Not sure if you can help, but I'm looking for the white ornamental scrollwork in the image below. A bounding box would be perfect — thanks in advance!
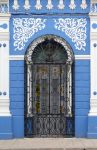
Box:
[54,18,87,51]
[13,18,46,50]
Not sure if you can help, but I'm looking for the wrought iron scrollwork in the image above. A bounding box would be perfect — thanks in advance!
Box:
[25,35,74,64]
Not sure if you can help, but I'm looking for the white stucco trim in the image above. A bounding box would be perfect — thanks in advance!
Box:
[91,0,97,3]
[89,12,97,116]
[9,55,24,60]
[0,12,11,116]
[75,55,90,60]
[9,55,91,60]
[0,98,11,116]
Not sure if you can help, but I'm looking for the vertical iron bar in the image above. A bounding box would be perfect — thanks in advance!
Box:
[32,65,33,115]
[60,65,61,134]
[66,63,68,135]
[49,64,50,135]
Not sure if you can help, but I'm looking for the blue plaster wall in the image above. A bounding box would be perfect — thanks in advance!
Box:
[10,60,90,138]
[10,61,24,138]
[74,60,90,137]
[88,117,97,138]
[0,117,13,139]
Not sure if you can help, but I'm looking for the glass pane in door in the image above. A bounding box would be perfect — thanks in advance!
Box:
[50,65,60,114]
[33,65,49,114]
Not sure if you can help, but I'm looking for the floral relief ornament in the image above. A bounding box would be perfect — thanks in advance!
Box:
[13,18,46,50]
[54,18,87,51]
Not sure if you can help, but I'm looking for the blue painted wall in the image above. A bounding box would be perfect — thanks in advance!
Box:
[10,61,24,138]
[74,60,90,137]
[0,117,13,139]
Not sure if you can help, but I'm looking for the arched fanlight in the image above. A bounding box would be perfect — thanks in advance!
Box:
[25,35,74,64]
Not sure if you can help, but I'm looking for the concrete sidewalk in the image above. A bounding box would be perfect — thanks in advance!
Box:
[0,138,97,150]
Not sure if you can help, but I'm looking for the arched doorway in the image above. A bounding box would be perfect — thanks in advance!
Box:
[24,35,74,137]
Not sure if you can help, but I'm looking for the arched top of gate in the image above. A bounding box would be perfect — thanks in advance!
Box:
[25,35,74,64]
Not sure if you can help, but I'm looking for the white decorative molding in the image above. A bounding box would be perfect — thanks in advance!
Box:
[9,55,91,60]
[54,18,87,51]
[0,15,9,33]
[12,0,19,10]
[69,0,76,10]
[91,0,97,13]
[0,14,11,116]
[91,0,97,4]
[9,55,24,60]
[91,3,97,13]
[58,0,65,10]
[46,0,53,10]
[13,18,46,50]
[0,0,9,13]
[35,0,42,10]
[75,55,90,60]
[89,13,97,116]
[89,41,97,116]
[24,0,31,10]
[80,0,87,9]
[0,0,8,3]
[0,98,11,116]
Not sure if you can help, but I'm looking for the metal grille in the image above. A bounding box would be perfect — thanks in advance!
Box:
[26,115,73,137]
[25,37,74,137]
[25,64,74,137]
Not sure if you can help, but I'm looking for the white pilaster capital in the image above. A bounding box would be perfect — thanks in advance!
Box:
[89,13,97,18]
[0,13,11,17]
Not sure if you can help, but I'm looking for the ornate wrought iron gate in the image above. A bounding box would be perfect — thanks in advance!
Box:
[24,35,74,137]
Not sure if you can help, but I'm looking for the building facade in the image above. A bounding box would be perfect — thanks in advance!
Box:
[0,0,97,139]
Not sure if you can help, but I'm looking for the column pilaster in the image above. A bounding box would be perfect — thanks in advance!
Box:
[0,14,11,116]
[89,13,97,116]
[88,9,97,138]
